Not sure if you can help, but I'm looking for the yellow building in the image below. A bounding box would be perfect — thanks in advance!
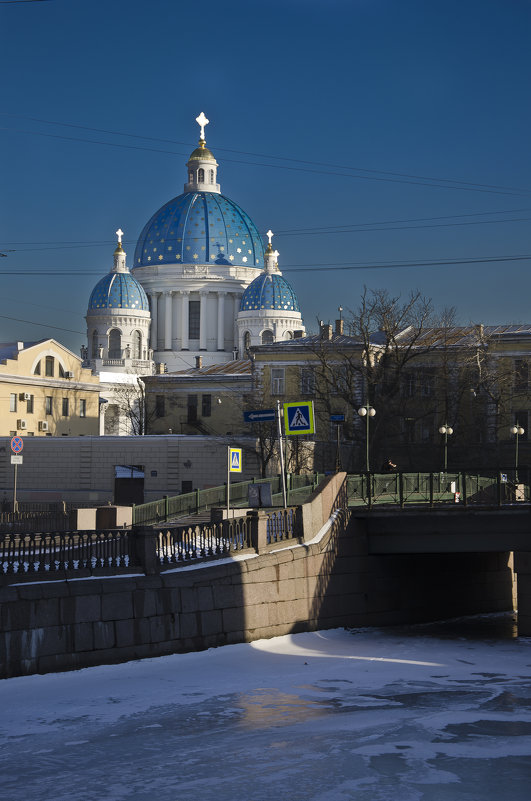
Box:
[0,340,100,437]
[142,359,252,436]
[250,322,531,472]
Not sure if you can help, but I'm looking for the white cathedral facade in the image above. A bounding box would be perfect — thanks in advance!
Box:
[83,113,305,433]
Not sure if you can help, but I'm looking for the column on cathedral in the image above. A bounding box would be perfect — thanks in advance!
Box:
[199,292,208,351]
[150,292,159,351]
[181,291,189,350]
[217,292,225,351]
[164,291,173,350]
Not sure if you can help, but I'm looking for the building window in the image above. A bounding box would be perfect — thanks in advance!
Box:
[45,356,54,377]
[243,331,251,351]
[209,169,214,184]
[202,394,212,417]
[187,394,198,423]
[301,368,315,395]
[515,361,529,392]
[79,399,86,418]
[33,360,41,375]
[9,393,17,412]
[261,330,274,344]
[92,330,99,358]
[271,368,285,395]
[27,395,34,414]
[198,168,205,183]
[108,329,122,359]
[189,301,200,339]
[133,330,142,359]
[155,395,165,418]
[62,398,69,417]
[45,396,53,415]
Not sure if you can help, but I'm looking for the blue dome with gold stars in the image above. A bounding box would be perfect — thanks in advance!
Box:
[239,272,300,312]
[88,271,149,311]
[133,192,265,269]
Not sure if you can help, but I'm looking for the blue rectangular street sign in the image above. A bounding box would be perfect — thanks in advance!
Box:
[330,414,345,422]
[243,409,276,423]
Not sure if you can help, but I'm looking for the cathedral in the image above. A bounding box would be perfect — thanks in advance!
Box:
[83,113,305,433]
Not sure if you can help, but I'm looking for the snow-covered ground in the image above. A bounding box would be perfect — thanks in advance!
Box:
[1,614,530,800]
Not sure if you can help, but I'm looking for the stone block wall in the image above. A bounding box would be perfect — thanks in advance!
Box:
[0,507,514,679]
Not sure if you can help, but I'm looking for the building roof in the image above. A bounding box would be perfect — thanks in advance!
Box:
[170,359,252,376]
[88,271,149,311]
[239,271,301,313]
[133,191,265,269]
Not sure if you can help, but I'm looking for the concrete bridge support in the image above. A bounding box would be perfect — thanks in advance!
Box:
[514,552,531,635]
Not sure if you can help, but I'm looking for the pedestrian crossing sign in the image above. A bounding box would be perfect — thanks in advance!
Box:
[228,447,242,473]
[283,401,315,436]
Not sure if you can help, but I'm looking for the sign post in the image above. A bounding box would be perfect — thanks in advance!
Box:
[227,447,242,515]
[10,436,24,513]
[276,401,287,508]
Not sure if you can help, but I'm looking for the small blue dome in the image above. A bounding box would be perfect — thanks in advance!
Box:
[88,272,149,311]
[133,192,264,269]
[240,272,300,312]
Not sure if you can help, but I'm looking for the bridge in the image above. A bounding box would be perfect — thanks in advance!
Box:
[1,471,531,679]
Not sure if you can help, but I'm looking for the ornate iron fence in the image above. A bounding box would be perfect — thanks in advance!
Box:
[157,517,252,566]
[0,530,134,577]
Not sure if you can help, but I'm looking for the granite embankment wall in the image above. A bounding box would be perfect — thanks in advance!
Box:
[0,475,514,679]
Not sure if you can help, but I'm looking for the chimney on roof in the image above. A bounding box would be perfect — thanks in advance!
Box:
[293,330,304,339]
[195,356,203,369]
[320,323,333,341]
[17,342,24,351]
[335,319,344,335]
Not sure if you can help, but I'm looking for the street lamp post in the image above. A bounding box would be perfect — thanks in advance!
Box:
[438,423,453,472]
[357,403,376,472]
[510,422,525,482]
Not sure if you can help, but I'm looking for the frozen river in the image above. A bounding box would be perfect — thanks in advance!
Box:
[1,613,530,800]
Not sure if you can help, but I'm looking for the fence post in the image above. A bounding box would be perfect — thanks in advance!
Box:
[399,472,404,508]
[196,488,200,514]
[497,472,502,507]
[163,495,169,521]
[247,510,269,554]
[429,472,434,507]
[133,526,160,575]
[461,473,467,507]
[367,472,372,509]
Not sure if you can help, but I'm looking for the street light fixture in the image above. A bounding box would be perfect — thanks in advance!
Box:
[510,422,525,482]
[358,403,376,472]
[438,423,453,472]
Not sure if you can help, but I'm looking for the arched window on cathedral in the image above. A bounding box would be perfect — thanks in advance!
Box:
[209,169,214,184]
[92,330,99,358]
[243,331,251,351]
[108,329,122,359]
[261,330,274,345]
[133,330,142,359]
[198,168,205,183]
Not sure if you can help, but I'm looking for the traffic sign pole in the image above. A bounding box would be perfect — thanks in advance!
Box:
[227,446,230,516]
[277,401,287,509]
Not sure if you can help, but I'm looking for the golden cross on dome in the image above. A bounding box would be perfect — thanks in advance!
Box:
[196,112,209,141]
[266,229,274,246]
[116,228,124,244]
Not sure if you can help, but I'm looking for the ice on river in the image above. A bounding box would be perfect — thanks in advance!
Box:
[1,613,531,801]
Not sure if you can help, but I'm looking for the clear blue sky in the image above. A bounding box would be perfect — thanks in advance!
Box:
[1,0,530,353]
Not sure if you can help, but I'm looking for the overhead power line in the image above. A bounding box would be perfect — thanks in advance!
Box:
[0,253,530,276]
[1,116,529,197]
[1,209,529,254]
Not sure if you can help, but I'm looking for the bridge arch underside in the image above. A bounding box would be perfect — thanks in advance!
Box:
[353,510,531,634]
